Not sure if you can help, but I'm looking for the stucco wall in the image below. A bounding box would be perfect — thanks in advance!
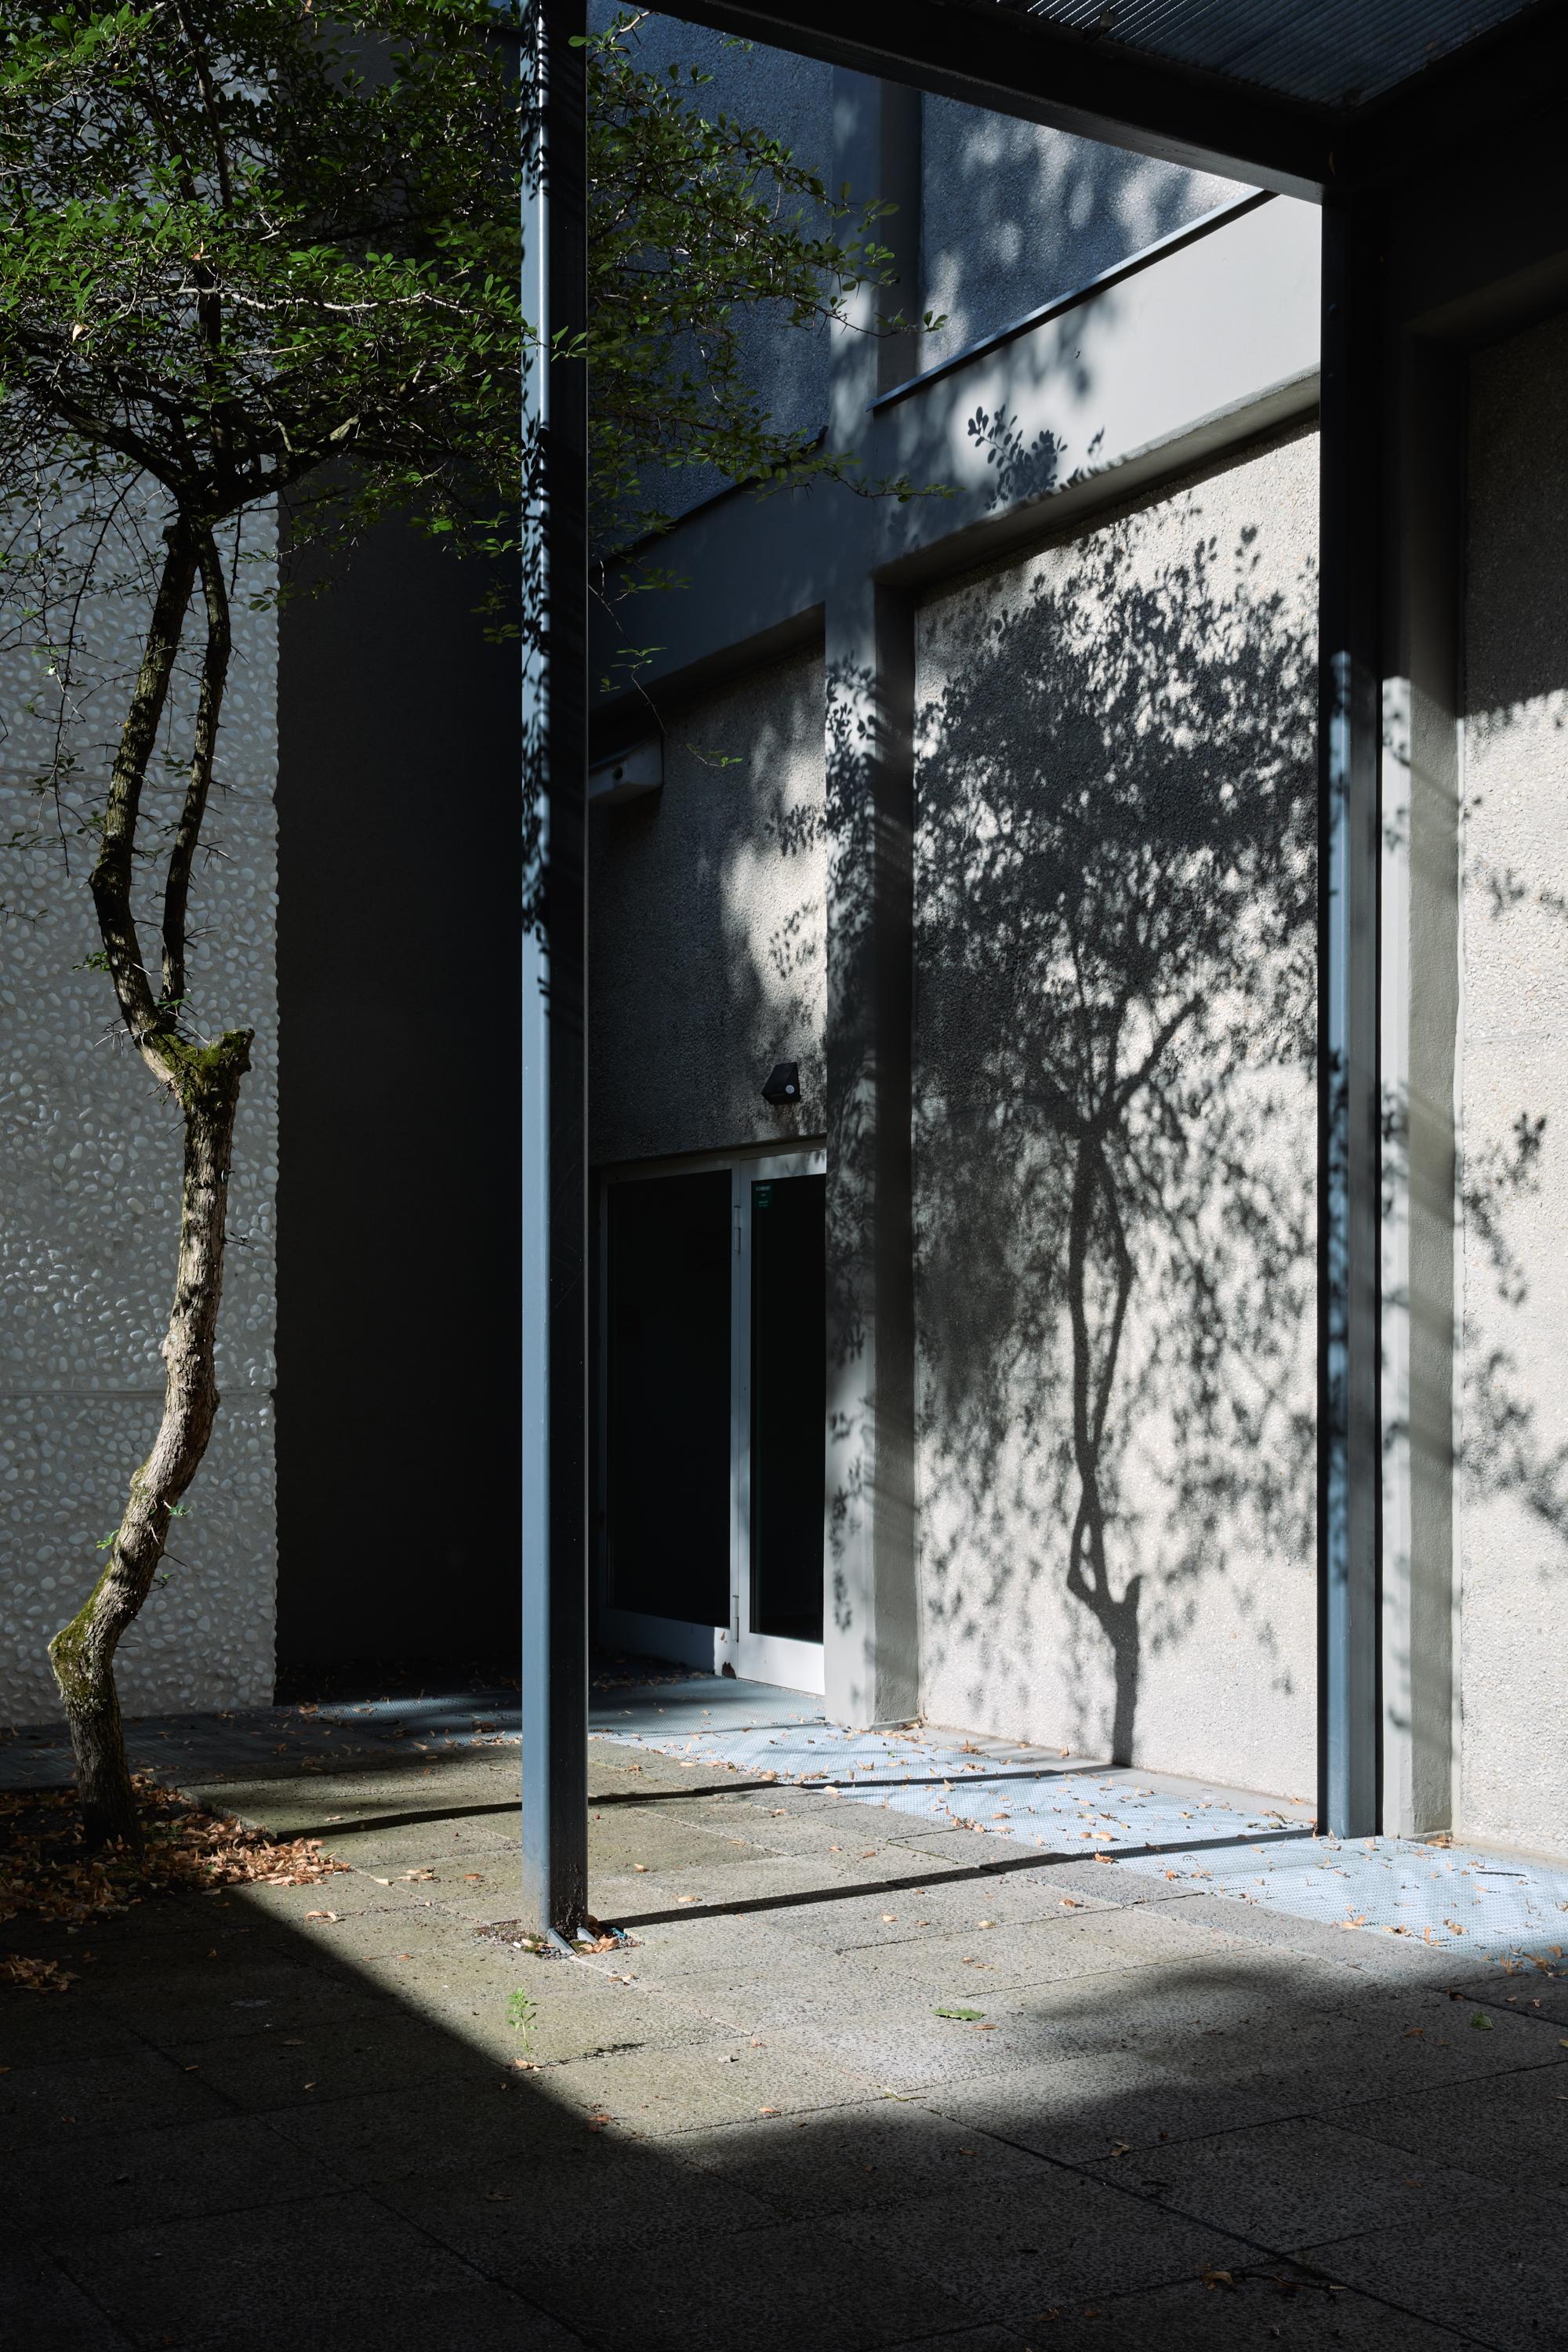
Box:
[919,100,1247,368]
[1461,310,1568,1857]
[912,429,1319,1792]
[1,514,278,1726]
[590,648,826,1167]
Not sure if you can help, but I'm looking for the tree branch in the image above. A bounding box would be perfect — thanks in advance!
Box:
[89,521,199,1071]
[161,526,230,1014]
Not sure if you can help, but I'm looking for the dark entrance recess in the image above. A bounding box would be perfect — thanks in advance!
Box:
[606,1172,731,1626]
[750,1174,826,1643]
[274,510,521,1675]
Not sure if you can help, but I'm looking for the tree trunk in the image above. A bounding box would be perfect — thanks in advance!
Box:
[49,1034,250,1847]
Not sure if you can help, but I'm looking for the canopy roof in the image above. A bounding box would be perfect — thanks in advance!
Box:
[682,0,1568,197]
[995,0,1538,111]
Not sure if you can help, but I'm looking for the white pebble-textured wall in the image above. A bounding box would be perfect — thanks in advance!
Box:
[1,507,278,1726]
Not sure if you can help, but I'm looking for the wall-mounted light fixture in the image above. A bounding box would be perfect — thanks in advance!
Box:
[761,1061,800,1105]
[588,739,662,807]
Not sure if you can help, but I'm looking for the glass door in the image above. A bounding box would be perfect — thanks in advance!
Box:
[598,1168,732,1671]
[597,1149,826,1692]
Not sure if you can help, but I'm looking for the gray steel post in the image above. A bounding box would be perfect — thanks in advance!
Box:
[1317,198,1383,1838]
[521,0,590,1937]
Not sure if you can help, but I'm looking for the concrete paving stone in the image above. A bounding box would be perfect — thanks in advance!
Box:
[585,1804,780,1875]
[1166,1982,1568,2114]
[1331,2063,1568,2198]
[161,2005,498,2111]
[1302,2189,1568,2349]
[1447,1969,1568,2026]
[257,2071,605,2183]
[1019,2268,1472,2347]
[874,2332,1031,2351]
[16,2109,343,2239]
[80,1952,397,2046]
[685,1804,888,1860]
[374,2132,779,2266]
[518,2210,981,2352]
[600,1849,892,1933]
[0,1994,148,2067]
[777,1958,1309,2091]
[539,2027,884,2136]
[303,1897,513,1960]
[831,2164,1247,2323]
[1166,1893,1485,1987]
[927,2049,1296,2162]
[768,2000,1081,2092]
[1078,2114,1512,2255]
[676,2091,1054,2220]
[0,2250,133,2349]
[397,1976,735,2069]
[55,2188,584,2352]
[307,1813,525,1868]
[0,2042,231,2147]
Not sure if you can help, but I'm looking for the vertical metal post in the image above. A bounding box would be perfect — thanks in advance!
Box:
[521,0,589,1937]
[1318,197,1383,1838]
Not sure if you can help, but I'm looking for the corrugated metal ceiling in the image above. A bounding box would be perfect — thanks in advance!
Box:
[985,0,1544,109]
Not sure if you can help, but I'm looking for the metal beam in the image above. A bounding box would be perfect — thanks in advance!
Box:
[668,0,1333,198]
[521,0,590,1940]
[1317,197,1383,1838]
[1336,0,1568,195]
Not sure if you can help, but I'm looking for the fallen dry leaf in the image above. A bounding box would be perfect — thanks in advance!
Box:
[0,1955,74,1994]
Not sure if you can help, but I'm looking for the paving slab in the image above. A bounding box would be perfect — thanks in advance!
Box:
[54,2187,585,2352]
[7,1676,1567,2350]
[831,2165,1247,2325]
[1024,2269,1471,2346]
[1078,2113,1511,2254]
[1301,2190,1568,2350]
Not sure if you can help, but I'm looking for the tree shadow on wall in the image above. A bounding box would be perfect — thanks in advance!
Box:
[911,517,1318,1765]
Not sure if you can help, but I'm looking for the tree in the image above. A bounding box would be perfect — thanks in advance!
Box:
[0,0,909,1845]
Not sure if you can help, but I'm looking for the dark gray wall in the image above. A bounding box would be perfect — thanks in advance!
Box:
[275,517,521,1671]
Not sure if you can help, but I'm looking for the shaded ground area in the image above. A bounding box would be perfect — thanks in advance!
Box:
[4,1697,1567,2349]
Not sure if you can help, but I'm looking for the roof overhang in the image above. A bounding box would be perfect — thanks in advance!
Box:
[669,0,1568,201]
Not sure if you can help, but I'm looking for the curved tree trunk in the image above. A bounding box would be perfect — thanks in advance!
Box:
[49,521,249,1849]
[49,1038,250,1846]
[1063,1123,1142,1765]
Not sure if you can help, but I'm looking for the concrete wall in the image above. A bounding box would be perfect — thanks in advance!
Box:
[0,513,278,1726]
[911,428,1319,1793]
[1460,310,1568,1856]
[920,100,1247,368]
[590,648,827,1167]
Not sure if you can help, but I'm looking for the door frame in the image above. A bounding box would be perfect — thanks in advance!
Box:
[593,1142,827,1693]
[731,1149,827,1693]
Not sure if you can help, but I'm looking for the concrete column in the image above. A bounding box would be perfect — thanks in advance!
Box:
[822,70,921,1726]
[1379,339,1463,1837]
[1317,198,1384,1837]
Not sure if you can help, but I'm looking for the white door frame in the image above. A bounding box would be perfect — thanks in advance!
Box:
[730,1149,827,1694]
[595,1145,826,1694]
